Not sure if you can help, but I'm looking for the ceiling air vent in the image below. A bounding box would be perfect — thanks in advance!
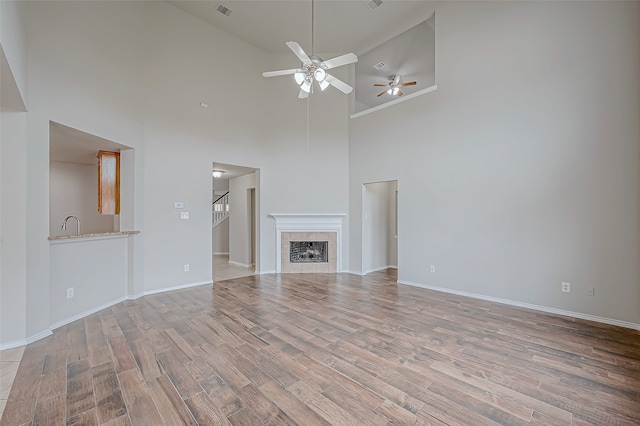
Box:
[216,4,232,16]
[373,61,387,70]
[367,0,383,10]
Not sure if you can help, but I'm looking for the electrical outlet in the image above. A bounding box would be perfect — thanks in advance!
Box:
[181,212,189,219]
[561,282,571,293]
[174,202,184,209]
[67,287,74,299]
[587,286,595,296]
[184,264,190,272]
[429,265,436,273]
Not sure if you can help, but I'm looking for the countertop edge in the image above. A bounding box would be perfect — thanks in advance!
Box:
[48,231,140,241]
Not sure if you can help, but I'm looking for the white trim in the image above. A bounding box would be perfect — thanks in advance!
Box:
[228,260,253,268]
[143,280,212,296]
[212,252,230,255]
[49,295,129,330]
[270,213,346,273]
[350,85,438,119]
[398,279,640,331]
[258,269,276,275]
[0,329,53,351]
[365,265,398,274]
[1,281,212,350]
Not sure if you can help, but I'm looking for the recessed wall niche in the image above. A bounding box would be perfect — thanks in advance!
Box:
[353,13,435,114]
[49,122,131,236]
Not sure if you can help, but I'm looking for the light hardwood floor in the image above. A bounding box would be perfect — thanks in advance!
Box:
[2,269,640,425]
[0,255,253,422]
[213,254,255,282]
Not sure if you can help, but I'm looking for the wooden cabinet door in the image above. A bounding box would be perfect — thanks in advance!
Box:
[97,150,120,214]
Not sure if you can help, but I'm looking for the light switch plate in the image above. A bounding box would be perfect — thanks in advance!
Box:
[174,202,184,209]
[181,212,189,219]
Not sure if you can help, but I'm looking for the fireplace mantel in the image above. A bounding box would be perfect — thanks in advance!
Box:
[270,213,345,273]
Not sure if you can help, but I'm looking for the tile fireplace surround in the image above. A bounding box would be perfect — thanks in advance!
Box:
[270,214,345,273]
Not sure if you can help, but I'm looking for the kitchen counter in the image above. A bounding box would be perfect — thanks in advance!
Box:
[48,230,139,243]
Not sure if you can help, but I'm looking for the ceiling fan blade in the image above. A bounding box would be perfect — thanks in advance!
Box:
[286,41,311,64]
[376,90,387,97]
[398,81,417,87]
[325,74,353,94]
[262,68,301,77]
[322,52,358,70]
[373,84,389,87]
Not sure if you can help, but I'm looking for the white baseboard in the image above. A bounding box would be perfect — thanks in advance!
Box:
[0,329,53,351]
[212,252,229,255]
[365,265,397,274]
[1,281,214,349]
[49,296,129,331]
[144,280,213,296]
[228,260,253,268]
[398,279,640,331]
[257,269,276,275]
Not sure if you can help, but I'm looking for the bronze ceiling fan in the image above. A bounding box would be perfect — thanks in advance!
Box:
[374,74,416,97]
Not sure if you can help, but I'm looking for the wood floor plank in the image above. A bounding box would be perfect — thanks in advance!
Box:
[66,408,98,426]
[107,335,138,374]
[4,269,640,425]
[32,394,65,426]
[184,391,232,425]
[259,380,332,426]
[91,362,127,424]
[155,349,203,400]
[117,369,163,425]
[287,380,360,426]
[147,374,199,425]
[66,358,95,419]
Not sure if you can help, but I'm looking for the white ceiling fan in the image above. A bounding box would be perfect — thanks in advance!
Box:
[262,0,358,99]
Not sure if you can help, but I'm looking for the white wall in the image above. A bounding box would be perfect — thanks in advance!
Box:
[363,181,397,273]
[49,161,115,236]
[49,236,129,326]
[1,0,352,346]
[0,110,28,345]
[0,0,28,104]
[212,219,229,254]
[229,173,256,268]
[349,1,640,324]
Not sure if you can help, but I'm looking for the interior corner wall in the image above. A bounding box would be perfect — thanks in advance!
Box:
[349,1,640,324]
[0,0,28,102]
[0,110,28,346]
[212,220,229,254]
[229,173,255,268]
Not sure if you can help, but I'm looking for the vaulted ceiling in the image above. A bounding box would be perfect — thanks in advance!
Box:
[168,0,436,111]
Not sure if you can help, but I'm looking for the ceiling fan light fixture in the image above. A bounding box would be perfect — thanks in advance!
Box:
[300,80,312,93]
[319,79,330,91]
[294,71,306,85]
[313,68,326,82]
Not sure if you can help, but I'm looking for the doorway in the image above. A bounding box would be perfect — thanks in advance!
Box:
[212,162,259,282]
[362,180,398,274]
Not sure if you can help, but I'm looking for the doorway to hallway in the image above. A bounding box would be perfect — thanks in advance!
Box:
[362,180,398,275]
[212,162,259,282]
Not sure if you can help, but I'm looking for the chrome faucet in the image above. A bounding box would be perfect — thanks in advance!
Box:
[61,215,80,235]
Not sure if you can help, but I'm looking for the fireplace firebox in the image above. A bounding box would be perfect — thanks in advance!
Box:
[290,241,328,263]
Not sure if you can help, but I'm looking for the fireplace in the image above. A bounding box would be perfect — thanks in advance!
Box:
[290,241,328,263]
[270,214,345,273]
